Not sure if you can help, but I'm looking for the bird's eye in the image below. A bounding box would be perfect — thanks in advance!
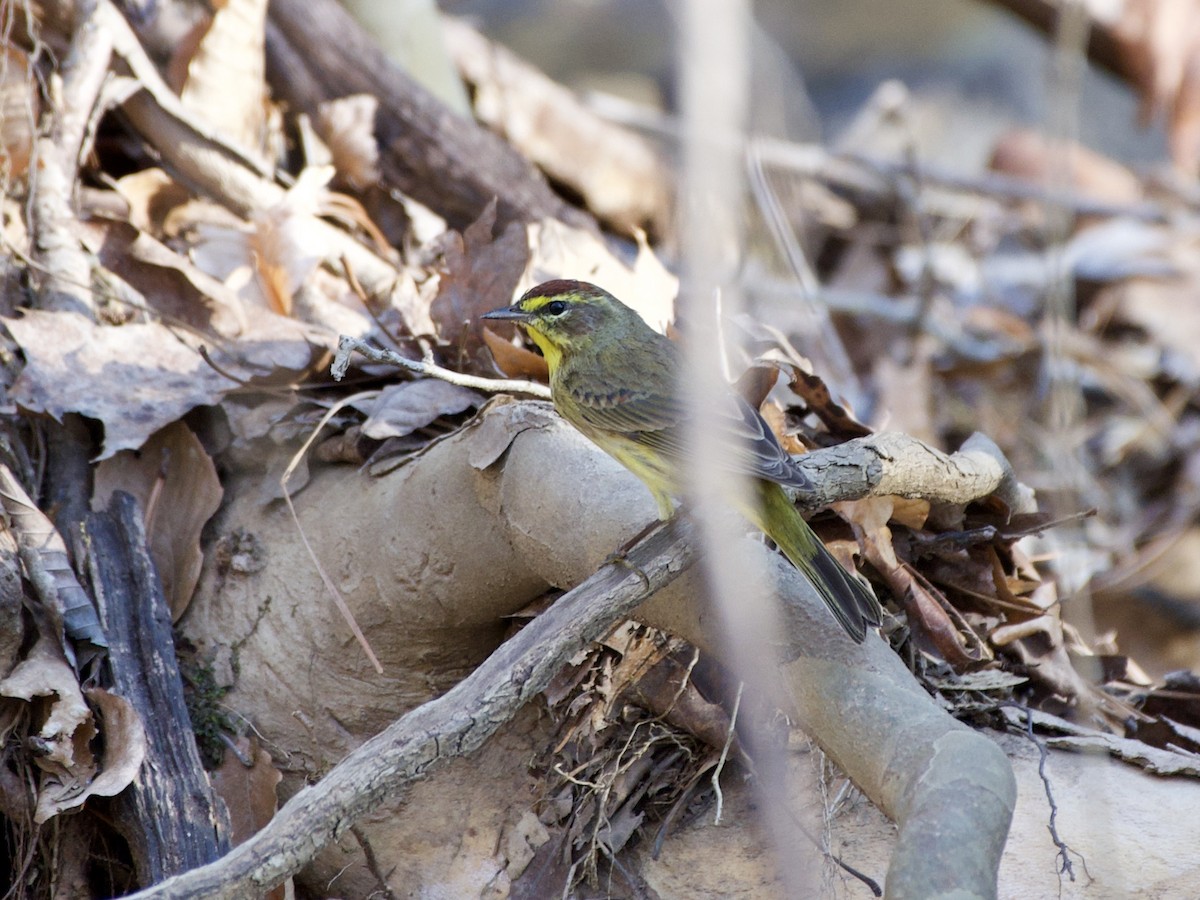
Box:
[546,300,567,315]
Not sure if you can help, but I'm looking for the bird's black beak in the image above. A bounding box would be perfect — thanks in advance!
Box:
[481,305,531,323]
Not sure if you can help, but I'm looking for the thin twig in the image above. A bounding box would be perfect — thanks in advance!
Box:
[1001,701,1090,885]
[332,334,551,399]
[281,390,384,674]
[711,680,743,826]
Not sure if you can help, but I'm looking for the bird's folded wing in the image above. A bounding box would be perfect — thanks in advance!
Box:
[727,395,815,492]
[567,381,813,493]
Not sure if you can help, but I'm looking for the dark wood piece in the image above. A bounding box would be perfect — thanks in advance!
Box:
[989,0,1127,81]
[87,492,230,886]
[266,0,595,233]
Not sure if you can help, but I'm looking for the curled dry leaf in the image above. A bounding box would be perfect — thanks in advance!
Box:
[76,687,147,802]
[357,379,484,440]
[0,636,95,823]
[0,44,37,180]
[482,325,549,381]
[756,347,872,438]
[192,166,336,315]
[842,494,987,667]
[431,197,530,369]
[316,93,381,189]
[732,365,779,412]
[32,687,144,825]
[0,465,105,650]
[211,735,283,846]
[93,421,224,620]
[177,0,271,164]
[4,311,238,458]
[0,637,91,769]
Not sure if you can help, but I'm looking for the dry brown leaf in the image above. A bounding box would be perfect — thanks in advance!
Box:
[110,168,194,235]
[0,44,37,181]
[993,616,1115,720]
[0,637,91,769]
[191,166,334,315]
[93,422,224,620]
[464,397,560,470]
[0,465,105,649]
[0,636,97,823]
[758,400,806,455]
[889,498,931,530]
[178,0,270,162]
[4,311,240,458]
[761,350,872,438]
[431,198,529,370]
[732,365,779,411]
[842,495,984,667]
[211,735,282,846]
[357,380,484,440]
[80,217,249,336]
[1113,0,1200,172]
[988,127,1143,203]
[1107,240,1200,375]
[76,687,147,803]
[316,94,381,189]
[482,325,549,381]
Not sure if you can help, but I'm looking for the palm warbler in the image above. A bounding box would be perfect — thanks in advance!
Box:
[483,279,881,642]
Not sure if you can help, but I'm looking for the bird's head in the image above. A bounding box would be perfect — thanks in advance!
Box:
[482,280,634,370]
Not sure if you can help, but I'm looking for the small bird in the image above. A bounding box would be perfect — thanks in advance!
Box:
[483,280,881,643]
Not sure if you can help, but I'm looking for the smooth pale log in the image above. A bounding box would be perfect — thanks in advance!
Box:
[172,399,1014,897]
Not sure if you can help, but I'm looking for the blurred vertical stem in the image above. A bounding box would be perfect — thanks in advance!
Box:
[676,1,821,894]
[1042,2,1098,638]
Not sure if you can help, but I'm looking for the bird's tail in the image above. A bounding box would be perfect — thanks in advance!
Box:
[747,481,882,643]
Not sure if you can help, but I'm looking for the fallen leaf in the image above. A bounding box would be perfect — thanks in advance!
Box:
[356,379,484,440]
[211,735,282,846]
[430,198,529,369]
[5,311,237,458]
[732,365,779,411]
[316,94,381,189]
[74,687,147,803]
[989,127,1143,203]
[0,45,37,180]
[110,168,194,235]
[482,325,548,381]
[93,422,224,620]
[4,309,321,458]
[80,217,249,336]
[178,0,270,163]
[192,166,335,315]
[759,349,872,438]
[0,636,92,769]
[842,495,986,666]
[0,636,112,823]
